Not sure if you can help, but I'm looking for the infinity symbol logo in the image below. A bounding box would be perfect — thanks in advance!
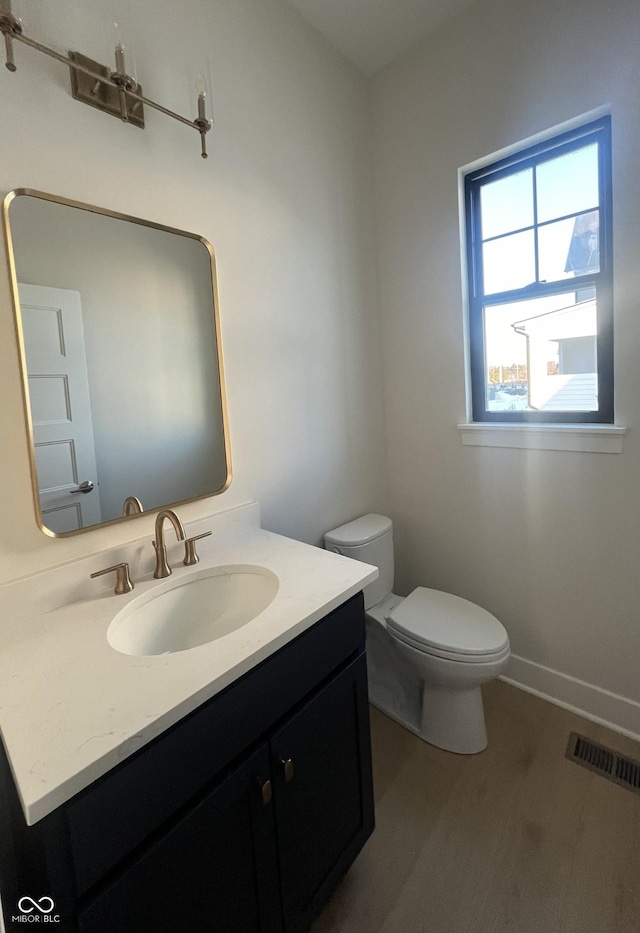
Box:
[18,896,55,914]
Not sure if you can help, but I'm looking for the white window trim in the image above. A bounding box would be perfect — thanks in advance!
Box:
[457,422,625,453]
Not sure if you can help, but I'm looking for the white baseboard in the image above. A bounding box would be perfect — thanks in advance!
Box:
[500,654,640,744]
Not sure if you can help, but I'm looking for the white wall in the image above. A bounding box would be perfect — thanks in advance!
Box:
[373,0,640,715]
[0,0,388,583]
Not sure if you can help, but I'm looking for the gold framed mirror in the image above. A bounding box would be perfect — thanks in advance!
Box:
[4,189,231,537]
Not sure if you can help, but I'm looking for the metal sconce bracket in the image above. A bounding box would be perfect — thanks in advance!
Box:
[69,51,145,129]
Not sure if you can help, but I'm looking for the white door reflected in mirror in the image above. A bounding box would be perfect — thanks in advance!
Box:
[19,283,102,533]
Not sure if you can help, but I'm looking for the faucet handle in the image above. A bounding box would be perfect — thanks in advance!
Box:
[183,531,212,566]
[91,562,134,595]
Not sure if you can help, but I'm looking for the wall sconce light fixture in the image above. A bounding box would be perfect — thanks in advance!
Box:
[0,1,213,158]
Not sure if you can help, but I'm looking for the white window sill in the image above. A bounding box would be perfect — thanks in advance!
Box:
[457,422,626,453]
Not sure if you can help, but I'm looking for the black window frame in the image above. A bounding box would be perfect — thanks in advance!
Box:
[464,116,613,424]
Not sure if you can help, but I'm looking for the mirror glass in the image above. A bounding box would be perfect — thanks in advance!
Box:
[4,189,231,536]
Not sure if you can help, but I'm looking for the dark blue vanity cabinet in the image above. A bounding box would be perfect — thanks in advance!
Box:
[0,593,374,933]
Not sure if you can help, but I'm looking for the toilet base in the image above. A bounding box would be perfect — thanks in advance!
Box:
[419,684,487,754]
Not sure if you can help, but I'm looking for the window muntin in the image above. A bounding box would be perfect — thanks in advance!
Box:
[465,117,613,424]
[480,169,533,239]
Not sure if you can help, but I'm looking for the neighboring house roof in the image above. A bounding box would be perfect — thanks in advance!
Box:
[564,210,599,276]
[533,373,598,411]
[512,298,596,342]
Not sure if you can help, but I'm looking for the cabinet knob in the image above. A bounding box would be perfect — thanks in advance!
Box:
[281,758,294,782]
[259,779,272,805]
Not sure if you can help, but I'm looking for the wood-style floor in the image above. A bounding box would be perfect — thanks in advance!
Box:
[312,681,640,933]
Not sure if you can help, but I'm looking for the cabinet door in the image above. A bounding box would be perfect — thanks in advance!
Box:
[78,744,282,933]
[270,653,374,933]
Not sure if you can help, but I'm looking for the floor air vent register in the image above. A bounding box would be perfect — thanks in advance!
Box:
[566,731,640,795]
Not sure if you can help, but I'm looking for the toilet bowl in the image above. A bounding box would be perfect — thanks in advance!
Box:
[324,514,510,754]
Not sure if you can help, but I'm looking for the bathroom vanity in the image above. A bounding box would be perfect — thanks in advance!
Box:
[0,508,378,933]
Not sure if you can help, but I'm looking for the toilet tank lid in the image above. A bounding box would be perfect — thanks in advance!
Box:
[324,513,392,547]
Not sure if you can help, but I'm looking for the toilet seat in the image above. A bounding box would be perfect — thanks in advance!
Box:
[387,587,509,662]
[388,626,511,664]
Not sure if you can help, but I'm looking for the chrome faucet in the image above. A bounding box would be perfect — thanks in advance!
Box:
[153,509,186,578]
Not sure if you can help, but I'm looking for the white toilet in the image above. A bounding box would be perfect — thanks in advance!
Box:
[324,514,510,754]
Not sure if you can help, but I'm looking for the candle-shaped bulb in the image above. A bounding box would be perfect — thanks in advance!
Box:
[196,72,208,98]
[113,21,126,75]
[111,20,137,87]
[193,68,212,127]
[195,73,207,122]
[113,20,125,51]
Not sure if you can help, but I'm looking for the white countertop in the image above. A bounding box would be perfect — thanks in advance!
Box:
[0,512,377,825]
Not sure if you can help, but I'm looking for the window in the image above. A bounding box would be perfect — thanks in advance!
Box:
[464,117,613,423]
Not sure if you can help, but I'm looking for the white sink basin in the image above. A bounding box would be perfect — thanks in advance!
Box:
[107,564,279,656]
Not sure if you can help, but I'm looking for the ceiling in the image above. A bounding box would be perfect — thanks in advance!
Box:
[285,0,479,76]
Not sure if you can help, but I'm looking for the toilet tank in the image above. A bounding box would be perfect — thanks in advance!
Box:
[324,514,394,610]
